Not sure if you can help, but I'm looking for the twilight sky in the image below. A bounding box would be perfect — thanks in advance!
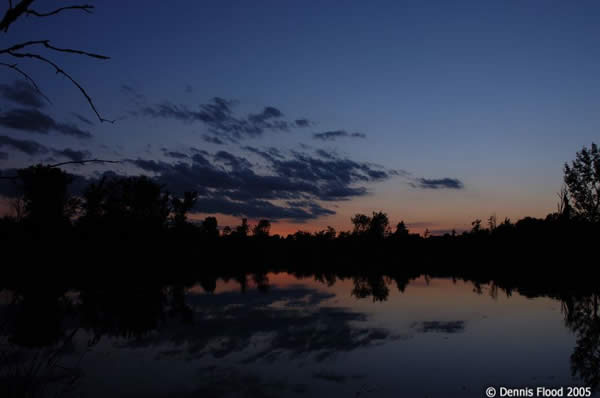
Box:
[1,0,599,235]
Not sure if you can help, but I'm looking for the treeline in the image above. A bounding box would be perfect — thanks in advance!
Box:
[0,142,599,271]
[0,164,596,242]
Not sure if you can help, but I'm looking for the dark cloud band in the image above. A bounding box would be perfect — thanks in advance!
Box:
[0,108,92,139]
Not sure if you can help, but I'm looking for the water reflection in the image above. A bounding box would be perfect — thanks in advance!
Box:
[1,272,599,397]
[563,294,600,389]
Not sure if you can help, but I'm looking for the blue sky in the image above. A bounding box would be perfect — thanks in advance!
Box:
[1,0,599,234]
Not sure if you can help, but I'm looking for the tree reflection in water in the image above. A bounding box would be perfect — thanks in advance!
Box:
[0,271,599,397]
[563,294,600,389]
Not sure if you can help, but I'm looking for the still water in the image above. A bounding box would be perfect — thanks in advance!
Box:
[1,273,598,397]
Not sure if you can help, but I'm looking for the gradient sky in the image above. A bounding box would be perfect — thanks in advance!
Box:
[1,0,599,235]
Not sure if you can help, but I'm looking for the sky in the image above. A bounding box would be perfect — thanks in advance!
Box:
[1,0,599,235]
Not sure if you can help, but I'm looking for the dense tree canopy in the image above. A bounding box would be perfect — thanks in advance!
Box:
[564,143,600,222]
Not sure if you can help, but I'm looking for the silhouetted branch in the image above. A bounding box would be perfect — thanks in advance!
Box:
[0,61,51,103]
[26,4,93,18]
[0,160,120,180]
[0,2,111,122]
[1,2,93,31]
[0,40,109,59]
[6,51,114,123]
[0,0,33,32]
[48,159,121,168]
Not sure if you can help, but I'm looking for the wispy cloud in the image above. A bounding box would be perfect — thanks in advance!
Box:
[0,80,47,108]
[53,148,91,162]
[0,135,49,156]
[0,108,92,139]
[313,130,366,141]
[120,146,400,221]
[411,177,464,190]
[137,97,310,141]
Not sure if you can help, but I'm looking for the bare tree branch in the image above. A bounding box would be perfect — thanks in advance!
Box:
[49,159,121,168]
[7,51,114,123]
[0,2,113,123]
[0,0,34,32]
[0,61,51,103]
[0,160,121,180]
[1,2,94,31]
[0,40,109,59]
[26,4,93,18]
[40,41,108,59]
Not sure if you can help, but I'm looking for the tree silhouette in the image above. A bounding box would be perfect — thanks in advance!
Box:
[201,216,219,238]
[351,213,370,235]
[314,226,336,240]
[79,176,171,237]
[393,221,409,238]
[233,218,249,238]
[351,211,390,238]
[15,164,77,236]
[564,143,600,222]
[171,191,198,228]
[368,211,390,238]
[252,219,271,237]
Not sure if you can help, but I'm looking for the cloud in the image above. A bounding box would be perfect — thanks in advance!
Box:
[242,146,285,163]
[117,285,394,365]
[0,136,93,163]
[412,320,465,334]
[201,134,225,145]
[53,123,93,139]
[213,150,252,170]
[139,97,233,124]
[312,371,347,384]
[411,177,464,190]
[313,130,366,141]
[161,150,189,159]
[71,112,94,126]
[242,147,389,200]
[294,118,311,127]
[53,148,91,162]
[127,158,173,174]
[0,151,7,160]
[0,135,95,164]
[0,80,46,108]
[0,108,92,139]
[121,84,145,103]
[138,98,307,141]
[0,135,49,156]
[118,147,398,221]
[270,151,390,190]
[248,106,283,124]
[316,149,337,160]
[194,196,335,220]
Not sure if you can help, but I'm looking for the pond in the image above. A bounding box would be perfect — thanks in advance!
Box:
[1,272,598,397]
